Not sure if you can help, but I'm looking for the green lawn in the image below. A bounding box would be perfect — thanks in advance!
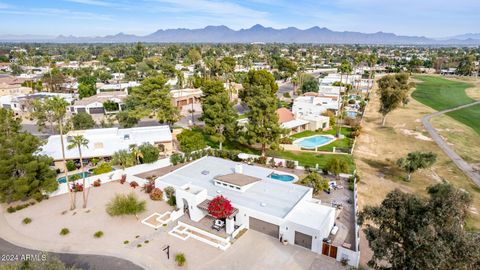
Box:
[290,127,354,152]
[446,104,480,135]
[193,127,355,173]
[267,150,355,173]
[412,76,479,134]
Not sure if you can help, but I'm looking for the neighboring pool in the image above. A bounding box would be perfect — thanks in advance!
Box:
[294,135,335,149]
[268,173,296,182]
[58,171,90,183]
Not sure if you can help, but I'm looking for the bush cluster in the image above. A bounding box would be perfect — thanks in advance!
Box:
[6,201,36,213]
[149,188,163,201]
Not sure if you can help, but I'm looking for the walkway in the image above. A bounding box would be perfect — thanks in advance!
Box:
[421,100,480,186]
[0,238,143,270]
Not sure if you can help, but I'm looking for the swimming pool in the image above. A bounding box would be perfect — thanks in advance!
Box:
[57,171,90,183]
[294,135,335,149]
[268,173,296,182]
[346,111,358,118]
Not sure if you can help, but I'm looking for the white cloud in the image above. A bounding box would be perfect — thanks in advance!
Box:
[65,0,113,7]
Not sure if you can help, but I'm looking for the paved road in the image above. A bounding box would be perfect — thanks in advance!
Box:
[0,238,143,270]
[421,100,480,186]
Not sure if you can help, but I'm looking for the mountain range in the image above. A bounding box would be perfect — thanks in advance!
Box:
[1,25,479,45]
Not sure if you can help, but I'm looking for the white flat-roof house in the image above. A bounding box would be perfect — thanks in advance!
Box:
[0,92,75,113]
[292,93,340,118]
[40,126,173,167]
[95,81,140,94]
[69,91,127,115]
[155,156,336,254]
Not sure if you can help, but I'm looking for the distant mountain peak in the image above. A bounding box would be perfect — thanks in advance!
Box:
[2,26,479,45]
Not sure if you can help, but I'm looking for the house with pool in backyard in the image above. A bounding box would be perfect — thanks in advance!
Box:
[150,156,360,267]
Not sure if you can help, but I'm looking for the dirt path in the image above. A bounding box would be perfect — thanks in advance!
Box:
[422,100,480,186]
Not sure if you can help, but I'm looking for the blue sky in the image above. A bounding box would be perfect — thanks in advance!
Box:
[0,0,478,37]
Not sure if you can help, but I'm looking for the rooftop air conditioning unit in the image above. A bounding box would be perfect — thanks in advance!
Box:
[234,164,243,174]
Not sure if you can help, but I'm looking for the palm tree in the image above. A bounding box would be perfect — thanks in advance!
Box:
[396,152,437,181]
[129,144,143,165]
[112,149,134,170]
[67,135,90,208]
[336,60,352,138]
[46,97,74,209]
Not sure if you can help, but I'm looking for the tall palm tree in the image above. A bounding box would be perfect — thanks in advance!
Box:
[336,60,352,138]
[46,97,74,209]
[67,135,90,208]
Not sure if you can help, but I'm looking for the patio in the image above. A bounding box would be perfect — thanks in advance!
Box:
[178,215,228,238]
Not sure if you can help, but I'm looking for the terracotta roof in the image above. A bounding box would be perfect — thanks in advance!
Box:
[276,108,295,123]
[303,92,319,96]
[214,173,260,187]
[0,75,26,86]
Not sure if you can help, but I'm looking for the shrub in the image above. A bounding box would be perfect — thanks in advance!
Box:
[170,153,183,166]
[279,137,293,144]
[208,196,234,219]
[7,206,16,213]
[142,181,154,193]
[120,174,127,184]
[150,188,163,201]
[175,253,186,266]
[22,217,32,224]
[93,179,101,187]
[137,244,142,248]
[348,99,356,104]
[130,181,139,189]
[60,228,70,236]
[106,193,146,217]
[286,160,296,169]
[177,129,206,153]
[93,162,113,175]
[138,143,160,163]
[72,182,83,192]
[94,231,104,238]
[255,156,267,165]
[341,257,349,266]
[66,160,76,171]
[167,195,176,207]
[164,186,175,198]
[144,240,149,244]
[123,240,129,244]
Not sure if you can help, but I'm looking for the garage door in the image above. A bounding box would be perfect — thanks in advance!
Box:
[294,231,312,249]
[249,217,279,238]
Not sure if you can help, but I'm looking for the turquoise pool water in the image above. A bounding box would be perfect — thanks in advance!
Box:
[58,171,90,183]
[346,111,358,118]
[268,173,295,182]
[295,135,334,149]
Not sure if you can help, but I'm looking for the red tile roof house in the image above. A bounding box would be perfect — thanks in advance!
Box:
[276,107,330,136]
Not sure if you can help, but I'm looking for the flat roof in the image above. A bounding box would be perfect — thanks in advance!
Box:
[156,156,310,219]
[286,200,335,230]
[214,173,260,187]
[40,126,172,160]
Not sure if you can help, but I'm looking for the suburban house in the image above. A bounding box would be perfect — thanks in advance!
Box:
[40,126,173,168]
[0,92,75,113]
[95,81,140,93]
[318,85,341,96]
[292,93,340,118]
[69,91,127,115]
[276,107,330,135]
[0,75,30,96]
[156,156,336,252]
[170,88,202,108]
